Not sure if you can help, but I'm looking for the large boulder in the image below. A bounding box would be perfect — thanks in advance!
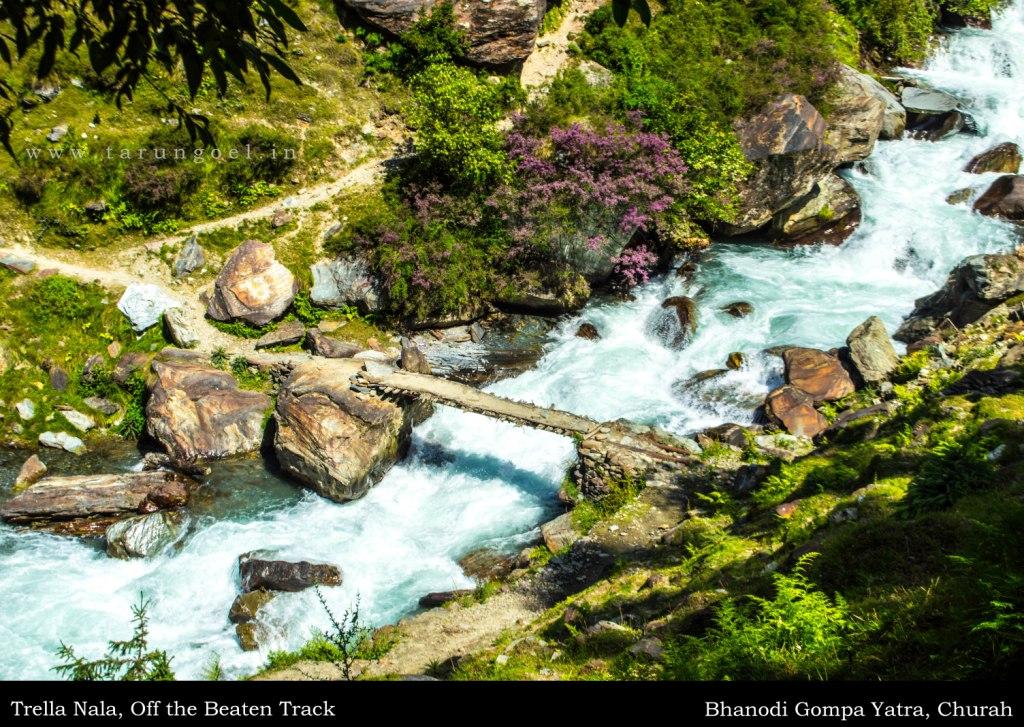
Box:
[105,511,184,559]
[901,87,965,141]
[146,359,272,462]
[846,316,899,384]
[310,257,383,312]
[723,94,838,235]
[765,386,829,439]
[895,248,1024,342]
[274,360,420,502]
[781,347,855,402]
[341,0,545,67]
[965,143,1022,175]
[117,284,182,333]
[771,173,861,244]
[973,175,1024,221]
[826,65,897,162]
[239,555,342,593]
[206,240,296,326]
[0,471,191,535]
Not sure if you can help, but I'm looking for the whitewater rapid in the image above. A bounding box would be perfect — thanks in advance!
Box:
[1,1,1022,679]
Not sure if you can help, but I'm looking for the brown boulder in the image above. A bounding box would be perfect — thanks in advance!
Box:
[419,590,473,608]
[964,142,1022,175]
[974,175,1024,221]
[14,454,47,490]
[458,549,516,581]
[206,240,296,325]
[722,301,753,318]
[342,0,546,67]
[781,347,855,402]
[0,471,192,533]
[146,360,271,462]
[229,590,275,624]
[274,360,420,502]
[662,296,697,334]
[723,94,838,235]
[772,174,861,245]
[399,338,432,374]
[765,386,829,438]
[576,322,600,340]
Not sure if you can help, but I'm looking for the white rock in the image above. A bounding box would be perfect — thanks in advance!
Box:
[60,409,96,432]
[15,399,36,421]
[117,284,182,332]
[39,431,86,454]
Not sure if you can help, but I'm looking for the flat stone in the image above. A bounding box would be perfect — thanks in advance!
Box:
[255,320,306,349]
[15,399,36,421]
[83,397,120,416]
[60,409,95,433]
[38,431,86,454]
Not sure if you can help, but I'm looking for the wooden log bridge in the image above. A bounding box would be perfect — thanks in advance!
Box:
[355,364,698,496]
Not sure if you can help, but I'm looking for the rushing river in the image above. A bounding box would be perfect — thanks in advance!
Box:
[1,2,1022,680]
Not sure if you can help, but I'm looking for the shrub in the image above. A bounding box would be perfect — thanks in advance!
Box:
[394,2,469,76]
[665,555,874,679]
[408,63,513,189]
[223,125,298,197]
[833,0,937,63]
[903,429,997,513]
[53,596,174,681]
[121,129,202,212]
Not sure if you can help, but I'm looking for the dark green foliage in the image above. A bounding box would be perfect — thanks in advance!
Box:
[834,0,938,63]
[53,596,174,681]
[27,274,97,321]
[122,129,203,212]
[223,125,298,195]
[903,429,997,513]
[114,373,148,440]
[665,555,874,679]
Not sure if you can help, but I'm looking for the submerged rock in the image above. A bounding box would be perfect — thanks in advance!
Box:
[901,87,965,141]
[146,359,271,462]
[964,142,1022,175]
[576,322,600,340]
[229,590,275,624]
[274,360,422,502]
[650,296,698,349]
[973,174,1024,221]
[239,556,342,593]
[206,240,296,326]
[722,301,754,318]
[105,511,184,559]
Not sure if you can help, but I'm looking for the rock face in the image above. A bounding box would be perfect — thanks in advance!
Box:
[724,94,838,235]
[0,471,191,533]
[846,316,899,384]
[902,87,964,141]
[826,65,895,162]
[146,360,271,462]
[772,174,861,244]
[965,143,1022,174]
[310,258,382,312]
[206,240,296,325]
[239,556,342,593]
[782,347,855,402]
[162,308,200,349]
[173,235,205,278]
[765,386,829,438]
[117,284,182,333]
[973,175,1024,221]
[341,0,546,67]
[895,249,1024,341]
[274,360,418,502]
[105,511,183,559]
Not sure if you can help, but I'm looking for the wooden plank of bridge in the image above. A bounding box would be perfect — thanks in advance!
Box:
[359,367,599,435]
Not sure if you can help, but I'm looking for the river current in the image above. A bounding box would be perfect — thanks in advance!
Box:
[0,1,1022,679]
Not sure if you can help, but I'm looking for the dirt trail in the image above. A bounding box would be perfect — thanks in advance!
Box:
[520,0,604,92]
